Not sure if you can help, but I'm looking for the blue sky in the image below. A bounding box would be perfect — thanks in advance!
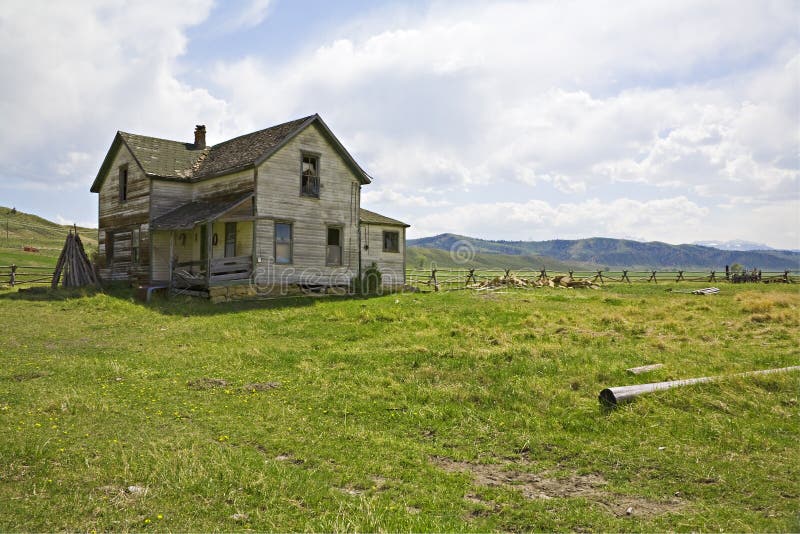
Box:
[0,0,798,248]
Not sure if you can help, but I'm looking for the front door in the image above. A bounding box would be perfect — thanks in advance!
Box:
[224,222,237,258]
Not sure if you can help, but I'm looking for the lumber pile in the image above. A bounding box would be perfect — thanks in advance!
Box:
[471,273,600,290]
[51,230,99,288]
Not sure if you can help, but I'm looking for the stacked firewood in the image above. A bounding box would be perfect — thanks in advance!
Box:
[51,231,99,288]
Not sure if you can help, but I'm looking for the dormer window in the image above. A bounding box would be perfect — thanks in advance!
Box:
[119,165,128,201]
[301,154,319,197]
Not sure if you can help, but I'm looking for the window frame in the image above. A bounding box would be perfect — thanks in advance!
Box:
[224,222,237,258]
[131,226,140,265]
[326,225,342,266]
[119,165,128,202]
[274,221,293,265]
[382,230,400,253]
[300,152,320,198]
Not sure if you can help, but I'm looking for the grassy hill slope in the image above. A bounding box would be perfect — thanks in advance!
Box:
[0,206,97,268]
[409,234,800,271]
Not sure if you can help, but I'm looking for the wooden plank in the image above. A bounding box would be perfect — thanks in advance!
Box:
[626,364,664,375]
[210,271,252,282]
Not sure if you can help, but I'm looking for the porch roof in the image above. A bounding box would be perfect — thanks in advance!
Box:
[151,193,253,231]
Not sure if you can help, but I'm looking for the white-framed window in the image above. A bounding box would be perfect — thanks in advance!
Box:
[275,222,293,264]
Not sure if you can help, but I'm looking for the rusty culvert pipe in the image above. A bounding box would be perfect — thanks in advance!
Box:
[599,366,800,406]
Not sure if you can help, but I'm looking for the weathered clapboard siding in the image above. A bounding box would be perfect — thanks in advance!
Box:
[98,143,150,229]
[150,179,193,219]
[96,140,151,282]
[254,123,360,284]
[361,224,406,286]
[194,169,254,200]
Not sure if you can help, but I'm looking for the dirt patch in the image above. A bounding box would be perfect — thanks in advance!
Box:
[241,382,281,392]
[9,371,49,382]
[187,378,228,390]
[432,456,683,518]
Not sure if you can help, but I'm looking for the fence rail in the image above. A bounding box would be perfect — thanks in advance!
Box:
[0,265,55,286]
[406,267,799,291]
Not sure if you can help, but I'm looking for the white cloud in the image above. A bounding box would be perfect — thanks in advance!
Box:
[0,0,796,248]
[0,0,229,190]
[224,0,272,30]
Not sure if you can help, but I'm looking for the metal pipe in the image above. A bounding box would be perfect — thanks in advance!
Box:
[599,366,800,406]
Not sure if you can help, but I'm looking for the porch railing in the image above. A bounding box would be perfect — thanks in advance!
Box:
[170,255,252,288]
[209,255,252,284]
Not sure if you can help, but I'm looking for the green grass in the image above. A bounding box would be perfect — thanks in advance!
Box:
[0,283,798,531]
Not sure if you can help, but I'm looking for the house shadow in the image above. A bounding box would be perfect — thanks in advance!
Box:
[0,285,388,316]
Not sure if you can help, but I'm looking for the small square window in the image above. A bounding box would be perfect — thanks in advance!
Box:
[383,231,399,253]
[301,155,319,197]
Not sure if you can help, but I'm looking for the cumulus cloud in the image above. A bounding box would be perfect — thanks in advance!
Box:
[0,0,796,248]
[0,0,228,190]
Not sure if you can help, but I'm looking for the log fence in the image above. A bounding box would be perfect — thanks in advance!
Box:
[406,267,799,292]
[0,265,55,286]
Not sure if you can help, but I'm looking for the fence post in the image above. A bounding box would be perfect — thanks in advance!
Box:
[592,270,604,285]
[709,270,716,282]
[675,271,684,283]
[465,268,476,286]
[621,270,631,283]
[430,268,439,292]
[538,269,548,283]
[648,271,657,284]
[9,263,16,287]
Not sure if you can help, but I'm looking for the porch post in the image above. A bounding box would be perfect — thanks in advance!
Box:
[206,221,213,285]
[168,231,175,292]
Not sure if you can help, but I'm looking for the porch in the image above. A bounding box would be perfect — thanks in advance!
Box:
[150,193,255,292]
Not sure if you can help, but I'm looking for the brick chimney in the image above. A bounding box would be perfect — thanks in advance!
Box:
[194,125,206,149]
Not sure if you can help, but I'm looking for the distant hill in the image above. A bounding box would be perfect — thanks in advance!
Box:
[0,206,97,266]
[692,240,776,251]
[408,234,800,271]
[406,246,597,272]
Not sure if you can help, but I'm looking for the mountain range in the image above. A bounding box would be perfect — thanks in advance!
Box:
[408,234,800,271]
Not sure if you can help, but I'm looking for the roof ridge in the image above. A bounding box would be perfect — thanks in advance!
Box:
[208,114,316,149]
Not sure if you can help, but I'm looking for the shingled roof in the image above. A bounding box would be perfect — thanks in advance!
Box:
[150,192,253,231]
[118,132,206,179]
[195,115,313,178]
[359,208,410,227]
[91,114,371,192]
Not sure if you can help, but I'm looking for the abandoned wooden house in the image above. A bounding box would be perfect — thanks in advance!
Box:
[90,114,409,298]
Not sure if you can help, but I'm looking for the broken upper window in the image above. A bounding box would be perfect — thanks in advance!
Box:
[301,155,319,197]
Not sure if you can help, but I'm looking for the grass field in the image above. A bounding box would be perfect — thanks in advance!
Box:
[0,283,798,531]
